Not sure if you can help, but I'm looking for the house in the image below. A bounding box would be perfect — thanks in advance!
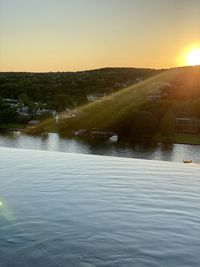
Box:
[17,106,29,116]
[175,117,200,134]
[28,120,40,126]
[3,98,18,104]
[147,83,171,101]
[147,94,162,101]
[35,108,56,116]
[3,98,18,108]
[87,93,106,102]
[135,77,143,83]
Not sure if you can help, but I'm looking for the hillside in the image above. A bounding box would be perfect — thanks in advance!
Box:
[51,66,200,137]
[0,67,160,111]
[2,65,200,142]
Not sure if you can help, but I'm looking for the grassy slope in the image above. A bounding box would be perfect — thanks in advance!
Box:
[31,66,200,145]
[57,67,181,131]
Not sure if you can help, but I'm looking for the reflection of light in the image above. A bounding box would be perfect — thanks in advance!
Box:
[0,200,15,221]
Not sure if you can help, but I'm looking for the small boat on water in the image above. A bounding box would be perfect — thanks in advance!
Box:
[109,134,118,142]
[74,129,89,136]
[74,128,118,140]
[183,160,192,164]
[90,129,117,140]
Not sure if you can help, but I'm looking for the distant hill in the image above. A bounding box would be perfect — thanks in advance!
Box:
[54,65,200,138]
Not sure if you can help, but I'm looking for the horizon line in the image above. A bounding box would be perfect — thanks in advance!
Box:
[0,64,195,74]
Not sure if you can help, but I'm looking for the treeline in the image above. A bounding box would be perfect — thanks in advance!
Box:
[0,68,159,111]
[0,99,19,125]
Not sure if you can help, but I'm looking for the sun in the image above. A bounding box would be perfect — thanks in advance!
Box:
[185,47,200,66]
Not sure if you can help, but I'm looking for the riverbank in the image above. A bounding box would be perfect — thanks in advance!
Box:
[0,123,25,131]
[1,123,200,146]
[0,130,200,163]
[151,133,200,145]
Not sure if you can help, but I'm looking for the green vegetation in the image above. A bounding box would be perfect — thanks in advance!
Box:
[0,68,159,110]
[57,66,200,143]
[152,133,200,145]
[1,66,200,145]
[0,98,19,125]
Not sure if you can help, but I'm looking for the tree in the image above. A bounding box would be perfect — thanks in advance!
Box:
[160,110,175,138]
[117,111,159,138]
[18,93,29,105]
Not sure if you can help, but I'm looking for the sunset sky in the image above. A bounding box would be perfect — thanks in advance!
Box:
[0,0,200,72]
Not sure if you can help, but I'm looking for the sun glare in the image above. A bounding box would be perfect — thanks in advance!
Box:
[185,47,200,66]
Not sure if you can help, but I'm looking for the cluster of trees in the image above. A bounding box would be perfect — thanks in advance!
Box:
[0,68,159,111]
[58,96,200,138]
[114,110,159,138]
[0,99,18,125]
[2,66,200,138]
[118,66,200,138]
[116,98,200,139]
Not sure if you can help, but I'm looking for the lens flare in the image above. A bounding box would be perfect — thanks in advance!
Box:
[186,47,200,66]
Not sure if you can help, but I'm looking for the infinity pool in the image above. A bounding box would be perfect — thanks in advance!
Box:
[0,148,200,266]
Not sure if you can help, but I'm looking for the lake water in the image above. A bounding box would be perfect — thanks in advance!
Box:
[0,131,200,163]
[0,147,200,266]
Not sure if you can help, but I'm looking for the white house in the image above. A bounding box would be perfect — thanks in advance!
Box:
[87,93,106,102]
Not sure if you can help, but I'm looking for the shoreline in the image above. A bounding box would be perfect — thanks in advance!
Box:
[1,125,200,146]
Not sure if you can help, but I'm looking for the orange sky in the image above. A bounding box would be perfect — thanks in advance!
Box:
[0,0,200,72]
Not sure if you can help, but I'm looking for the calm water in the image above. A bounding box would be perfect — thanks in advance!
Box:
[0,131,200,163]
[0,147,200,267]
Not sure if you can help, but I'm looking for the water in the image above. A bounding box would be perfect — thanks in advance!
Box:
[0,131,200,163]
[0,147,200,267]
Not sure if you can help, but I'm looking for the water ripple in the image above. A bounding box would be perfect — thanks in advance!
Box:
[0,148,200,267]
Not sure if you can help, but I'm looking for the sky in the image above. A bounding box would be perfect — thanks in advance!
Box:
[0,0,200,72]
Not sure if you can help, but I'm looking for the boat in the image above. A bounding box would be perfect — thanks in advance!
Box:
[74,129,89,136]
[90,129,117,139]
[109,134,118,142]
[183,160,192,164]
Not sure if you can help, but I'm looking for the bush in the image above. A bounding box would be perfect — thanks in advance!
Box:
[117,111,159,137]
